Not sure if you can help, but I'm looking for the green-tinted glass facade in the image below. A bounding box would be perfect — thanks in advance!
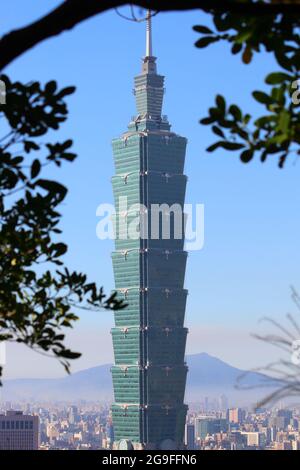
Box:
[111,48,188,450]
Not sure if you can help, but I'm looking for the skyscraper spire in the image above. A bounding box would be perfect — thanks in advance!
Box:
[146,9,152,57]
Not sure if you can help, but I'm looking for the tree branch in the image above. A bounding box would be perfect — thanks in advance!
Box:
[0,0,300,71]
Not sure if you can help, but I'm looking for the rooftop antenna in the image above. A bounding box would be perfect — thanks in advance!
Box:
[146,9,153,57]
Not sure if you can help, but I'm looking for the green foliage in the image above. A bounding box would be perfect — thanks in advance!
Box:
[200,73,300,167]
[194,8,300,69]
[193,8,300,167]
[0,76,125,381]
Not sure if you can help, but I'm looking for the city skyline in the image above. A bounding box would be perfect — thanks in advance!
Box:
[1,401,300,451]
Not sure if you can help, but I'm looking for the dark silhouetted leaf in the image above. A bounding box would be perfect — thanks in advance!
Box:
[195,36,218,48]
[242,45,253,64]
[240,149,254,163]
[31,159,41,179]
[24,141,40,153]
[212,125,225,138]
[265,72,292,85]
[193,25,213,34]
[253,91,273,105]
[229,105,242,121]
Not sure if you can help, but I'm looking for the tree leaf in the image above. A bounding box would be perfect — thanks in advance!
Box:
[265,72,292,85]
[56,86,76,98]
[242,45,253,64]
[45,80,57,94]
[53,242,67,257]
[279,153,288,169]
[36,179,67,200]
[229,105,242,121]
[193,25,213,35]
[31,159,41,179]
[216,95,226,114]
[231,43,243,55]
[207,141,244,152]
[254,115,277,127]
[240,149,254,163]
[220,141,245,151]
[206,142,222,152]
[195,36,218,48]
[252,91,273,105]
[200,116,216,125]
[212,125,225,138]
[24,141,40,153]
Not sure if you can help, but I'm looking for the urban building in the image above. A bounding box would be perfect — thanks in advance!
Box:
[228,407,244,424]
[195,417,228,440]
[110,11,188,450]
[0,410,39,450]
[68,405,79,425]
[218,394,229,411]
[184,423,195,450]
[240,431,266,448]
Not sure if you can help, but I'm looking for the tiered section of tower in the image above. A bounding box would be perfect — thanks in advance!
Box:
[110,46,188,450]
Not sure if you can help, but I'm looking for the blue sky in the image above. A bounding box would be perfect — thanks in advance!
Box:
[2,1,300,378]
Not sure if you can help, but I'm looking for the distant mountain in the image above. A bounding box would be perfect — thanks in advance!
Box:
[2,353,273,406]
[2,364,113,403]
[185,353,271,405]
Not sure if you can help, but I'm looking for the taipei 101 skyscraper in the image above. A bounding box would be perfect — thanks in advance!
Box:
[110,11,188,450]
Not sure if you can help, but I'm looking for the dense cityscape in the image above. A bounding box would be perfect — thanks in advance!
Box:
[1,399,300,451]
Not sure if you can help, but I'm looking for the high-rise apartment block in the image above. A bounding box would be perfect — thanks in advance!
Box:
[0,410,39,450]
[228,408,244,424]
